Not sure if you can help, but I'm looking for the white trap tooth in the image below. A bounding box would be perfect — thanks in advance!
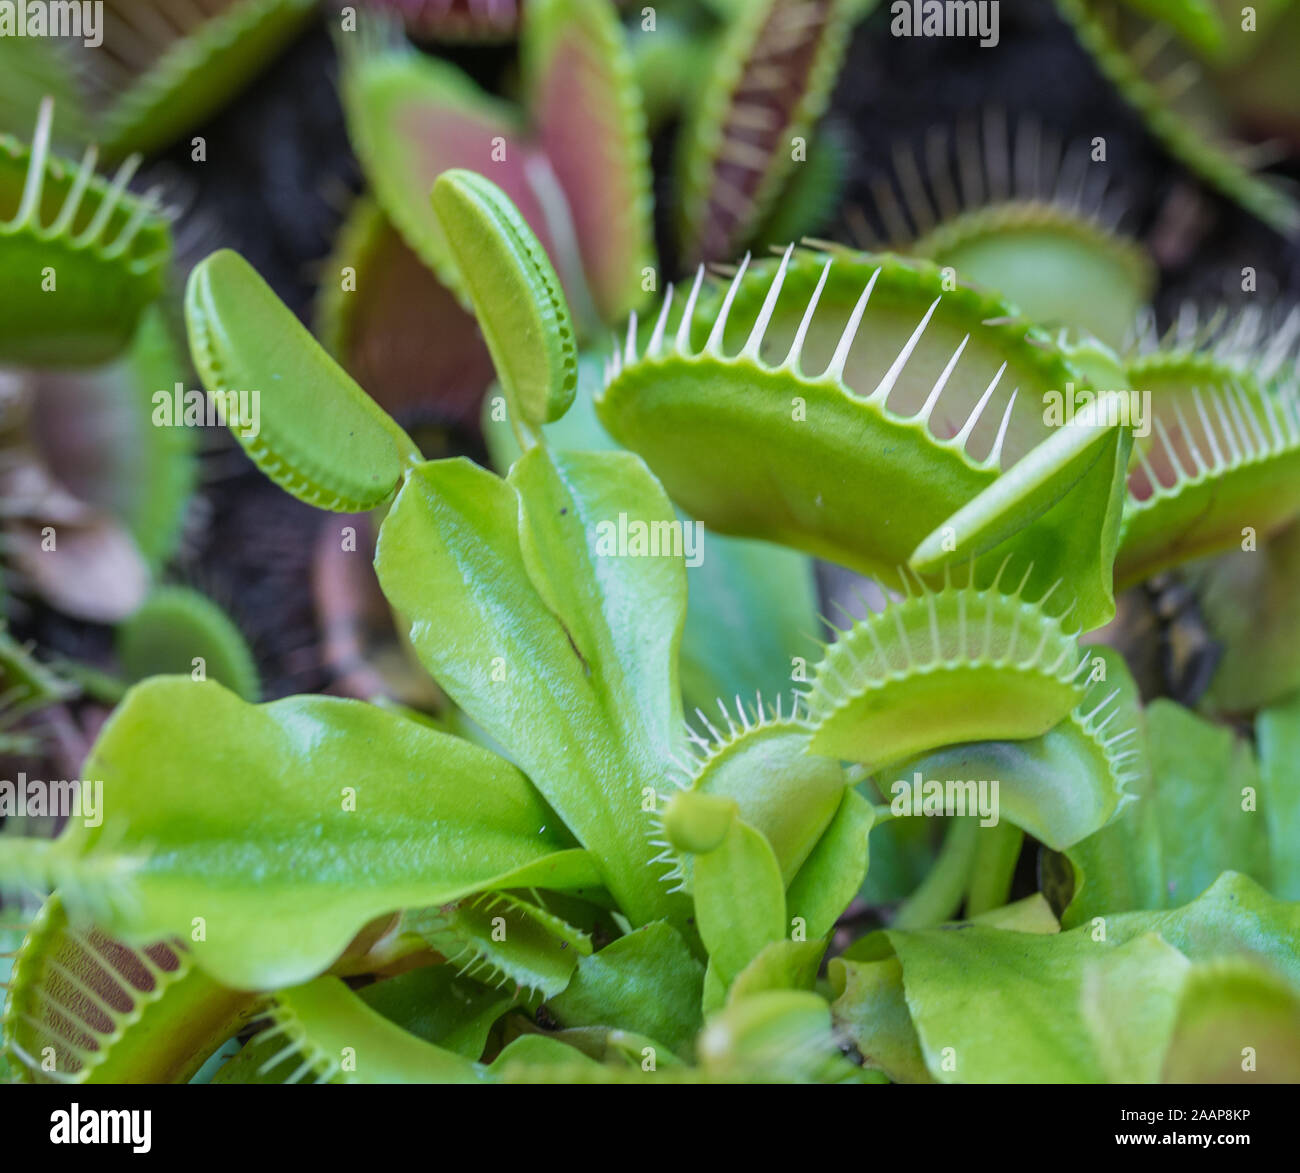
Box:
[674,264,706,355]
[49,145,98,238]
[79,152,142,246]
[952,362,1007,450]
[624,311,639,365]
[706,252,751,355]
[987,387,1019,468]
[916,334,970,425]
[867,294,939,403]
[826,267,881,383]
[784,256,832,372]
[648,284,675,357]
[742,243,794,360]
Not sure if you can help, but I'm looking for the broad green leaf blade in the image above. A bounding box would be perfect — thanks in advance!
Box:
[785,787,874,939]
[185,249,419,512]
[547,922,705,1057]
[430,170,578,428]
[374,453,688,927]
[482,357,820,719]
[860,871,1300,1083]
[523,0,655,323]
[1161,958,1300,1082]
[117,586,260,702]
[1188,516,1300,713]
[1061,690,1272,925]
[0,678,598,990]
[354,966,511,1061]
[1145,699,1268,906]
[727,938,826,1003]
[829,955,934,1083]
[686,812,786,986]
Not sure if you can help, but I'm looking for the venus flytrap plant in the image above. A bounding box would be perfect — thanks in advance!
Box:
[1055,0,1300,235]
[852,113,1157,346]
[804,569,1090,771]
[598,244,1132,629]
[2,896,261,1084]
[675,0,859,265]
[0,172,850,1083]
[1114,303,1300,585]
[4,129,1297,1083]
[0,100,171,368]
[42,0,318,161]
[341,0,652,331]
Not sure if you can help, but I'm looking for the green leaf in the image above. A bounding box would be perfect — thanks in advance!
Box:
[430,170,578,430]
[0,678,599,990]
[375,451,688,927]
[482,356,820,718]
[807,576,1087,775]
[671,719,849,883]
[1190,517,1300,713]
[1257,693,1300,901]
[829,955,936,1084]
[727,938,827,1002]
[547,922,705,1057]
[1161,958,1300,1082]
[697,990,862,1083]
[849,872,1300,1082]
[785,787,874,939]
[185,248,419,512]
[910,199,1154,348]
[1145,699,1268,905]
[354,965,511,1061]
[598,248,1121,628]
[683,811,786,986]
